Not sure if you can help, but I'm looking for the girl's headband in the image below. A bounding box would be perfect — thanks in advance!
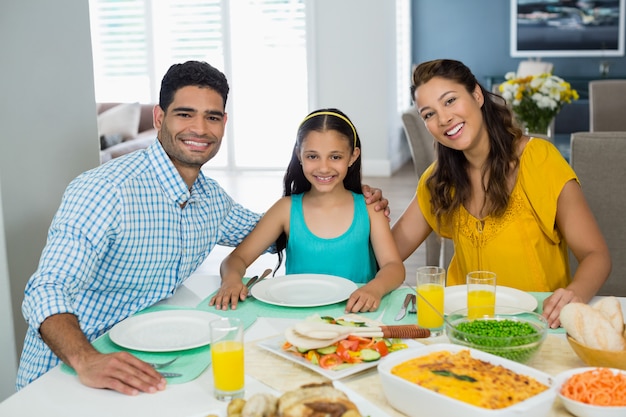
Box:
[299,111,357,147]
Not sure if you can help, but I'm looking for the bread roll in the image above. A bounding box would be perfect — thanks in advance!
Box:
[592,297,625,334]
[560,302,625,350]
[278,383,362,417]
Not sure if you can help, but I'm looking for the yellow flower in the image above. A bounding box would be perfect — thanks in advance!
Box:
[499,72,578,134]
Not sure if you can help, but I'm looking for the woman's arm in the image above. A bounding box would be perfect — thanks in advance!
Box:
[210,197,290,310]
[345,206,405,312]
[391,194,433,261]
[543,179,611,328]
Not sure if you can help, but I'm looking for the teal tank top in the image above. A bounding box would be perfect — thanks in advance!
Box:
[285,191,378,284]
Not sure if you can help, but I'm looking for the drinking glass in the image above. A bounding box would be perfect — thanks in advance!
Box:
[210,317,244,401]
[416,266,446,337]
[466,271,497,319]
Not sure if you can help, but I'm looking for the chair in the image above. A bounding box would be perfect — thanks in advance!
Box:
[569,132,626,296]
[588,80,626,131]
[401,108,454,268]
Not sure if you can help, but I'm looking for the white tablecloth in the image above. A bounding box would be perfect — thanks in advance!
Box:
[1,272,624,417]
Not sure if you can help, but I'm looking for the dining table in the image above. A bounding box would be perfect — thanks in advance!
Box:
[1,271,624,417]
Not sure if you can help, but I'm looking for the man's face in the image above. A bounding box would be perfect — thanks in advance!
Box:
[154,85,227,171]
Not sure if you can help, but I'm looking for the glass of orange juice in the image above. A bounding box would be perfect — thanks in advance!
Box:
[466,271,496,319]
[210,317,244,401]
[416,266,446,336]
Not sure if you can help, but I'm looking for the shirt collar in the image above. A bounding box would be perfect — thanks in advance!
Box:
[146,140,211,204]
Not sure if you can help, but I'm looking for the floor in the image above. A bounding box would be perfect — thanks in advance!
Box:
[195,162,426,285]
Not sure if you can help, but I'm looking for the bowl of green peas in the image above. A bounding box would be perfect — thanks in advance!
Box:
[445,306,548,363]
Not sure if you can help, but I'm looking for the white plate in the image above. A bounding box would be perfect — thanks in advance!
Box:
[185,378,386,417]
[257,334,423,380]
[109,310,221,352]
[250,274,358,307]
[444,285,538,315]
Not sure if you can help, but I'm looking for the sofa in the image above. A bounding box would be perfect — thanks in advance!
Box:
[97,102,157,164]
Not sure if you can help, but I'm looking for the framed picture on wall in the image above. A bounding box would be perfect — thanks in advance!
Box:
[510,0,625,57]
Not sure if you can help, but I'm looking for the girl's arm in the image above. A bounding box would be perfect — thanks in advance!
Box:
[391,195,433,261]
[543,179,611,328]
[210,197,291,310]
[345,205,406,313]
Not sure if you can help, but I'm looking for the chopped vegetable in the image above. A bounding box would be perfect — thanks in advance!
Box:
[319,353,343,369]
[283,328,408,370]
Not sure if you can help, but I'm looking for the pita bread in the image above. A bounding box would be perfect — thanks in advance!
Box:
[592,297,625,334]
[278,383,362,417]
[560,302,625,350]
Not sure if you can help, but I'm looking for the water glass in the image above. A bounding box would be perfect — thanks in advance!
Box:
[210,317,244,401]
[466,271,497,319]
[416,266,446,337]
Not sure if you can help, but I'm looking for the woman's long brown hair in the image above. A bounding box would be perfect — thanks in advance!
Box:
[411,59,523,225]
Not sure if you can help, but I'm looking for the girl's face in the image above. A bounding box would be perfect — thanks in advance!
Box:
[298,130,360,192]
[415,76,488,153]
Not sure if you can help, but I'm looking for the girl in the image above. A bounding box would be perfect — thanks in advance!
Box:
[391,59,610,328]
[211,109,405,312]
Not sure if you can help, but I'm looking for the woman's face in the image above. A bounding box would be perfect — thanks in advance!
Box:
[415,76,487,153]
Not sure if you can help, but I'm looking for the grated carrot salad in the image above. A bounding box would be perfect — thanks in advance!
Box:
[561,368,626,406]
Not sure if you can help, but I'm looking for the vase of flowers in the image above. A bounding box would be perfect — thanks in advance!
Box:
[499,72,579,137]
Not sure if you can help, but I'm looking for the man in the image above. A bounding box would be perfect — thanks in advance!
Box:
[18,61,387,395]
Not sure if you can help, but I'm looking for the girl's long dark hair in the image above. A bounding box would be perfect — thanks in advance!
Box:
[411,59,523,225]
[274,108,363,271]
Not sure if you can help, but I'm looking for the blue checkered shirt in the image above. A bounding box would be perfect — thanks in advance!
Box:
[17,141,261,389]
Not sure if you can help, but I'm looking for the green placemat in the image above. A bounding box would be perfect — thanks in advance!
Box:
[197,283,394,323]
[381,287,418,325]
[61,304,256,384]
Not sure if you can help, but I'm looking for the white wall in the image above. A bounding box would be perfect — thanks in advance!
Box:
[310,0,410,176]
[0,180,17,400]
[0,0,99,400]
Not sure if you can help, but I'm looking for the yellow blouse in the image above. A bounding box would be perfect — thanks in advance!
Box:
[417,138,577,291]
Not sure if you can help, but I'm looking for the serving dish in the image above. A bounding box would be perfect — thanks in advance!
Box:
[377,343,556,417]
[566,335,626,370]
[109,309,219,352]
[250,274,358,307]
[258,334,422,380]
[554,367,626,417]
[445,306,548,363]
[444,285,538,314]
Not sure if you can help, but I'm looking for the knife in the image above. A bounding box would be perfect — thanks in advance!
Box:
[159,372,182,378]
[394,293,413,321]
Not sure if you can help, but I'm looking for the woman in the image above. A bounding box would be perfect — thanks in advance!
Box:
[392,59,610,328]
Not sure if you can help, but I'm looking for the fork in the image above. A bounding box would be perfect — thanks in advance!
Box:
[409,294,417,314]
[148,356,180,369]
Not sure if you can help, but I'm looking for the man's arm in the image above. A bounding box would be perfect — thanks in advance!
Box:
[40,313,166,395]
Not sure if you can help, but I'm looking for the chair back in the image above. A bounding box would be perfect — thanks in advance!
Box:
[589,80,626,131]
[569,132,626,296]
[400,108,454,268]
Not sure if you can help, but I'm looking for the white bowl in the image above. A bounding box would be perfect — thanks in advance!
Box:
[377,343,556,417]
[554,367,626,417]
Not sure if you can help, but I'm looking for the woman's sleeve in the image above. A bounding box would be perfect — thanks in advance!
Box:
[520,139,578,243]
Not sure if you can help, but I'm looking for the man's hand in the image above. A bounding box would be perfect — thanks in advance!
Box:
[75,351,167,395]
[362,184,390,220]
[40,313,166,395]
